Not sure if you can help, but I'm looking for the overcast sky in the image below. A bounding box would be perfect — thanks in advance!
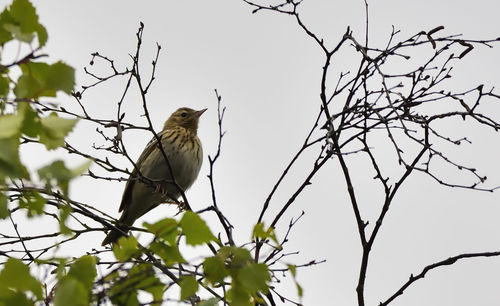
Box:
[6,0,500,305]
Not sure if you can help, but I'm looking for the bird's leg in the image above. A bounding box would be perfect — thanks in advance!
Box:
[153,181,164,195]
[174,200,187,216]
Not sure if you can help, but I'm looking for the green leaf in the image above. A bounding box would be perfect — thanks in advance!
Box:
[0,113,24,138]
[110,288,138,306]
[20,103,42,138]
[18,62,50,94]
[35,23,47,47]
[219,246,252,270]
[0,76,9,96]
[0,10,14,45]
[238,263,270,294]
[39,113,78,150]
[179,211,215,246]
[3,23,33,43]
[227,285,251,306]
[14,74,44,98]
[0,288,33,306]
[70,160,91,177]
[148,241,184,266]
[47,258,68,281]
[9,0,39,34]
[1,0,46,47]
[0,258,43,300]
[129,264,163,304]
[109,264,161,306]
[199,298,220,306]
[252,222,279,245]
[37,159,89,196]
[45,62,74,94]
[287,264,303,298]
[18,190,45,217]
[203,256,228,285]
[179,275,198,300]
[15,62,75,99]
[58,204,72,235]
[0,137,29,179]
[0,192,7,219]
[143,218,179,244]
[37,160,71,195]
[296,283,303,298]
[37,159,89,232]
[113,236,139,261]
[288,264,296,277]
[53,277,87,306]
[67,256,96,292]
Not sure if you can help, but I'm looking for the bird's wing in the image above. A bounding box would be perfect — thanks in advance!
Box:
[118,130,168,213]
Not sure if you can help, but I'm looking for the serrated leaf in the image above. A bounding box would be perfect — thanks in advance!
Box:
[49,258,68,281]
[0,10,14,45]
[39,113,78,150]
[113,236,139,261]
[110,287,138,306]
[0,258,43,300]
[53,277,87,306]
[0,288,33,306]
[0,112,24,138]
[45,62,74,94]
[14,74,44,98]
[109,264,159,306]
[67,256,96,292]
[9,0,38,34]
[18,190,45,217]
[19,62,48,80]
[252,222,279,245]
[179,275,198,300]
[0,76,9,96]
[20,104,41,138]
[0,137,29,179]
[37,160,76,195]
[227,285,251,306]
[0,192,7,219]
[148,241,184,266]
[179,211,215,246]
[3,23,34,43]
[199,298,220,306]
[58,203,72,235]
[143,218,179,244]
[15,62,74,98]
[203,256,228,285]
[238,263,270,294]
[219,246,252,269]
[128,264,163,304]
[35,23,47,47]
[71,161,91,177]
[37,159,89,194]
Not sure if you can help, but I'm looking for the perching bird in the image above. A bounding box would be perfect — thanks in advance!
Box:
[102,107,206,245]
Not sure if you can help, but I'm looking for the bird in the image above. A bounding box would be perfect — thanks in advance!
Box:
[101,107,206,245]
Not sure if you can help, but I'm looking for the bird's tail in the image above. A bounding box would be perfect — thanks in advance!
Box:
[101,223,129,246]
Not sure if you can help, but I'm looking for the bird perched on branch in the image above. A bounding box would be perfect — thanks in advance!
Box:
[102,107,206,245]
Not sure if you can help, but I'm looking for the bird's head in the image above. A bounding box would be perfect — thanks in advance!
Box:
[163,107,207,133]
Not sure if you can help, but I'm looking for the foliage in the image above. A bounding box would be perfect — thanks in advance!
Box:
[1,0,500,305]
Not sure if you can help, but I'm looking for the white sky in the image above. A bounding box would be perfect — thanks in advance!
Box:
[4,0,500,305]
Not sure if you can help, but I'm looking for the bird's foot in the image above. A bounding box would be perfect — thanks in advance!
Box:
[174,200,187,216]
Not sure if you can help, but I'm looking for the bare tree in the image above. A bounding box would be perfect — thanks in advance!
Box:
[243,1,500,305]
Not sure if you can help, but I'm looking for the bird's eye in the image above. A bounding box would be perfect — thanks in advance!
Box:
[181,112,188,118]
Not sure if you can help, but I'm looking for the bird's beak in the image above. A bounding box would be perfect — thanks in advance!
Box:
[194,108,207,118]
